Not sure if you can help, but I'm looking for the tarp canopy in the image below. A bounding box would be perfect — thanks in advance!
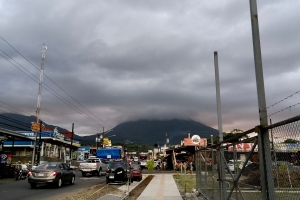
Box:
[96,148,121,159]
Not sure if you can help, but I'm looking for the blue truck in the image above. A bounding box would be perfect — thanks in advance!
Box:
[96,148,122,160]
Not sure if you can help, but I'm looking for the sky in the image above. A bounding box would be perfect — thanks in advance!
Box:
[1,0,300,136]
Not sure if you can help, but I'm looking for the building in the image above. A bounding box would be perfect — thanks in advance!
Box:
[1,128,80,165]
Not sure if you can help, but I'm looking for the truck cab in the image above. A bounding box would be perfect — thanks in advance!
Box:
[79,157,108,177]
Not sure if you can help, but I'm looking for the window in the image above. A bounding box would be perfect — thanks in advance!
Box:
[62,163,69,169]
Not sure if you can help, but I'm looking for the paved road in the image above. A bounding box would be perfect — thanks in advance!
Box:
[0,170,106,200]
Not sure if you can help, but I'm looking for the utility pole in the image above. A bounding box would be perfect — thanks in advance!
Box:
[102,127,104,148]
[214,51,226,199]
[249,0,274,198]
[36,120,43,165]
[36,44,47,123]
[69,123,74,162]
[31,45,47,166]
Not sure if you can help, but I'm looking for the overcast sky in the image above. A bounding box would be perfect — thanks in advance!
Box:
[1,0,300,136]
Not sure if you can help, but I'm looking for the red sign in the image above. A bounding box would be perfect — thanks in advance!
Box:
[227,143,258,152]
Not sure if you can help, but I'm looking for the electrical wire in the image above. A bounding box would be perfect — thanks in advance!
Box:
[0,36,112,129]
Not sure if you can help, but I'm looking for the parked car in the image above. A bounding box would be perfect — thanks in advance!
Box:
[28,162,75,188]
[131,163,142,181]
[79,156,108,177]
[227,160,252,172]
[139,159,147,169]
[106,161,133,184]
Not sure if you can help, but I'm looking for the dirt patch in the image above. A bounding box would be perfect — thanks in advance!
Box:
[63,183,123,200]
[126,175,154,199]
[48,175,155,200]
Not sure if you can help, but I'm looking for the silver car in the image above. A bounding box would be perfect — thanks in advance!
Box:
[28,162,75,188]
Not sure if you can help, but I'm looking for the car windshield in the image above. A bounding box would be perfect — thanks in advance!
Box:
[110,162,126,169]
[131,165,140,170]
[87,159,99,163]
[35,163,57,169]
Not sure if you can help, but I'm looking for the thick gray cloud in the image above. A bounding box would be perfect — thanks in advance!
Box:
[1,0,300,135]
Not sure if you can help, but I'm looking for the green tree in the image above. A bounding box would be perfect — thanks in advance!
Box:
[147,160,155,174]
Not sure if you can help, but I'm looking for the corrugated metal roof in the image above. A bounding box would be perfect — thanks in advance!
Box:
[0,128,33,141]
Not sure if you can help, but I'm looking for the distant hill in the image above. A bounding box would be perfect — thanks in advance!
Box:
[0,113,81,140]
[80,119,218,145]
[0,113,218,145]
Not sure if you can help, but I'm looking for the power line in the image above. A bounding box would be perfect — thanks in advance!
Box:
[264,102,300,120]
[0,100,33,116]
[0,115,30,129]
[0,37,113,131]
[0,122,31,131]
[0,51,100,125]
[262,91,300,112]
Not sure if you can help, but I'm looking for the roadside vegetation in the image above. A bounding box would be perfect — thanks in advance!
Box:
[173,174,196,194]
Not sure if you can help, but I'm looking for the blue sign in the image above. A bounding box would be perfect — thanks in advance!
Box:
[0,154,8,163]
[78,146,90,151]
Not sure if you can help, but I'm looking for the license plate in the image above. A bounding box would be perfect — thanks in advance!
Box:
[38,173,44,176]
[109,175,114,179]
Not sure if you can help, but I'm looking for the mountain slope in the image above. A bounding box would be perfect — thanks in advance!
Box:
[81,119,218,145]
[0,113,218,145]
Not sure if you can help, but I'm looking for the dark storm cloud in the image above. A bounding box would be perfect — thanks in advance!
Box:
[1,0,300,135]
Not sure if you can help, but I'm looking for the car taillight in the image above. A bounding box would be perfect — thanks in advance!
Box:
[50,171,57,176]
[28,171,32,176]
[106,169,111,173]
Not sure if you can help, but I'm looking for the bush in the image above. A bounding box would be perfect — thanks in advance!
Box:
[147,160,155,174]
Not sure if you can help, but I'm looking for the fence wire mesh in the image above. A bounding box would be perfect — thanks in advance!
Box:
[195,115,300,200]
[268,118,300,200]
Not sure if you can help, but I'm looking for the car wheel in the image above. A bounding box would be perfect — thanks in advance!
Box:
[97,168,101,176]
[82,172,86,177]
[70,176,75,185]
[30,183,37,189]
[57,178,62,188]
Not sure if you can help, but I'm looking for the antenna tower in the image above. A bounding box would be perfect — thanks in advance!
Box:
[36,44,47,123]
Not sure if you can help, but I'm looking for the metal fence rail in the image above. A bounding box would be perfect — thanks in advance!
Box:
[195,114,300,200]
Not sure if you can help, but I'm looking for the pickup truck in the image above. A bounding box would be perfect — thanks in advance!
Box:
[79,156,108,177]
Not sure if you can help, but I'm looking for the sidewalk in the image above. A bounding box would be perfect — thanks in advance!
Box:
[136,173,183,200]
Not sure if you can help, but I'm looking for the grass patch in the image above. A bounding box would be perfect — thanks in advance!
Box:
[173,174,196,194]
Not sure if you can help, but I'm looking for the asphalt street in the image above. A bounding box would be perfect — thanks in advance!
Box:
[0,170,106,200]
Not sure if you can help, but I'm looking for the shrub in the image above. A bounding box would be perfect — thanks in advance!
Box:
[147,160,155,174]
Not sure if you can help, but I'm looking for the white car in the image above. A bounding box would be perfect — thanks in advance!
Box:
[139,160,147,169]
[227,160,252,172]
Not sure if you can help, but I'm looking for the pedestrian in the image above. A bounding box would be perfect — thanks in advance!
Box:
[187,153,194,174]
[189,161,193,174]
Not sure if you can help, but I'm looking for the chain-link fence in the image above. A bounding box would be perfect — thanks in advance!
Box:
[195,115,300,200]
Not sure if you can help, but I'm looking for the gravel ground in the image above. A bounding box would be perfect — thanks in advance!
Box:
[45,175,155,200]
